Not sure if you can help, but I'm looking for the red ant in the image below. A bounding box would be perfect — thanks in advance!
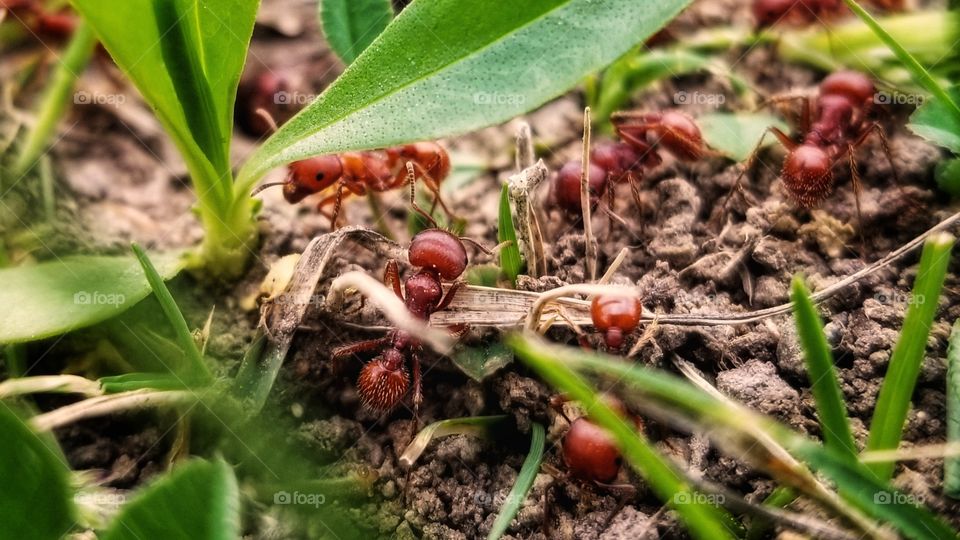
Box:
[330,184,476,413]
[551,110,707,216]
[752,0,903,28]
[728,70,899,228]
[544,395,643,532]
[255,142,454,229]
[590,295,643,352]
[1,0,75,38]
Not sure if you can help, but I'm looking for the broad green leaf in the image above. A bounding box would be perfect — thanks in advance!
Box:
[320,0,394,65]
[69,0,259,210]
[936,158,960,197]
[699,112,789,162]
[237,0,693,190]
[0,253,183,344]
[102,459,239,540]
[497,184,523,284]
[0,406,75,539]
[909,88,960,153]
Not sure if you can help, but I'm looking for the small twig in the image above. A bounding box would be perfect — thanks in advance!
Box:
[515,121,535,170]
[326,271,454,354]
[0,375,102,399]
[525,284,638,331]
[860,442,960,463]
[598,247,630,285]
[30,390,195,432]
[507,160,548,278]
[580,107,597,282]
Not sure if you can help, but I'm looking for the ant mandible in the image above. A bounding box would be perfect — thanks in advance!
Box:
[729,70,899,227]
[255,142,455,229]
[330,165,478,414]
[551,110,707,216]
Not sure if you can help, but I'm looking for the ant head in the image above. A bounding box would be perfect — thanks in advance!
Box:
[590,295,642,350]
[357,349,409,410]
[562,417,623,483]
[655,111,705,161]
[409,228,467,280]
[552,161,608,214]
[402,271,444,318]
[819,71,875,107]
[782,144,833,207]
[284,156,344,203]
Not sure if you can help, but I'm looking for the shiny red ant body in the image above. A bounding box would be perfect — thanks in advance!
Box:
[552,395,643,483]
[735,71,897,218]
[752,0,903,28]
[590,295,642,351]
[331,228,467,413]
[551,110,706,215]
[257,142,453,228]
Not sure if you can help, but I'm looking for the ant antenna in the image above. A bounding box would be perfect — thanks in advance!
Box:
[251,181,286,196]
[458,236,498,255]
[407,161,438,228]
[254,107,279,134]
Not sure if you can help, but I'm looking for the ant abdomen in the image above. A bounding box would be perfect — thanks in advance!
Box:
[357,349,410,411]
[782,144,834,207]
[552,161,609,214]
[408,229,468,280]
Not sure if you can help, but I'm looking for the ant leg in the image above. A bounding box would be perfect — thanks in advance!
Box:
[596,481,637,530]
[435,280,465,311]
[410,350,423,417]
[845,146,867,254]
[716,127,793,222]
[406,162,439,228]
[315,180,349,229]
[616,129,661,167]
[412,162,456,221]
[383,259,403,299]
[331,337,390,360]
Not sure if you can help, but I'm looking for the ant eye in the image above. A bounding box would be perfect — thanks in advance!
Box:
[315,172,325,181]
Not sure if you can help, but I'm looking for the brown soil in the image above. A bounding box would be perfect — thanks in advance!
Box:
[5,0,959,539]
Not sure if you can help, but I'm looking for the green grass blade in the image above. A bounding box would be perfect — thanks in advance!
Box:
[787,440,960,540]
[745,487,796,540]
[487,422,545,540]
[946,319,960,498]
[132,243,212,384]
[842,0,960,122]
[790,276,857,460]
[13,20,97,176]
[533,340,956,539]
[866,232,954,481]
[509,334,740,540]
[399,415,510,468]
[497,184,523,284]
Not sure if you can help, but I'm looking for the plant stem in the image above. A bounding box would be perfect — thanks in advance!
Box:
[30,389,195,432]
[487,422,545,540]
[0,375,102,399]
[12,20,97,177]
